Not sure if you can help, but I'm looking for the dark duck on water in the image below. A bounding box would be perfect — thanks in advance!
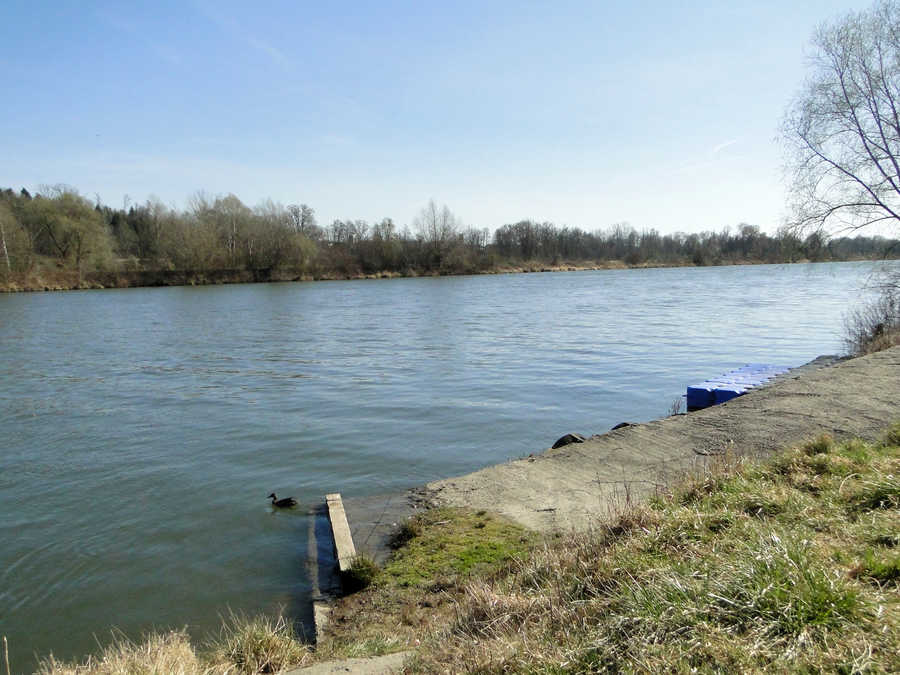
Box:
[268,493,298,508]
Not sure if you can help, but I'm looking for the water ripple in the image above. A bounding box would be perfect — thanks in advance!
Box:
[0,261,892,670]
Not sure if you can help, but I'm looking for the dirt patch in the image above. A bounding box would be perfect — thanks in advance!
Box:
[424,346,900,532]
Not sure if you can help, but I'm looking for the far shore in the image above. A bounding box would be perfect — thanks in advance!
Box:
[0,255,880,294]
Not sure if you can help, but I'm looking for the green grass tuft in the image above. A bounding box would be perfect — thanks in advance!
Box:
[709,535,862,636]
[388,517,423,549]
[882,422,900,448]
[872,530,900,548]
[849,473,900,511]
[856,550,900,584]
[803,433,835,456]
[341,554,380,592]
[840,438,872,464]
[380,507,533,587]
[741,494,784,518]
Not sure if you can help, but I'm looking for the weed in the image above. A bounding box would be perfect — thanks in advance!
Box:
[209,610,309,674]
[843,279,900,355]
[705,513,734,533]
[872,530,900,548]
[841,438,872,464]
[37,613,311,675]
[741,494,784,518]
[341,554,380,592]
[882,422,900,448]
[849,474,900,511]
[853,551,900,584]
[388,518,423,549]
[709,535,862,636]
[602,505,660,539]
[803,433,835,455]
[668,396,684,416]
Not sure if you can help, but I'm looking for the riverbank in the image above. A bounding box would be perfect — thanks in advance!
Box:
[323,422,900,673]
[299,346,900,672]
[0,255,869,293]
[0,260,624,293]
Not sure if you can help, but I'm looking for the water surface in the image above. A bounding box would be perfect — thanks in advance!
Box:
[0,262,889,669]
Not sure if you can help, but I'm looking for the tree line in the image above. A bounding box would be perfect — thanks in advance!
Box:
[1,185,897,289]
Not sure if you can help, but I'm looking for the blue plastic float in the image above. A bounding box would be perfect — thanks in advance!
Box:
[686,364,791,410]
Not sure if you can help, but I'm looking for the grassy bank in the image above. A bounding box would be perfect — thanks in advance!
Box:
[327,426,900,672]
[31,424,899,673]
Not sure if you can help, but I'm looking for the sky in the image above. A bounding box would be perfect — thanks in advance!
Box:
[0,0,878,235]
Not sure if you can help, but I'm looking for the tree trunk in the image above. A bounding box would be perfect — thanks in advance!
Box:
[0,219,10,273]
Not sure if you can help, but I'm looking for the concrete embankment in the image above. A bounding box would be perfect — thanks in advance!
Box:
[294,347,899,673]
[425,346,900,532]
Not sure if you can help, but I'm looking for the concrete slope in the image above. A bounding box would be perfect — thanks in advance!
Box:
[286,651,410,674]
[426,346,900,532]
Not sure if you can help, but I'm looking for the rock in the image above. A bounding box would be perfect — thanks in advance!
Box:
[611,422,635,430]
[551,433,587,449]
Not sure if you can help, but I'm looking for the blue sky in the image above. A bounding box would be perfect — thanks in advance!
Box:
[0,0,875,234]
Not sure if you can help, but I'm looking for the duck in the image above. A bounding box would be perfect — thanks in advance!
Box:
[268,492,298,508]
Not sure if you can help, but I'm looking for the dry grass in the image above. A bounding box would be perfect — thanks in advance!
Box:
[407,427,900,673]
[845,275,900,355]
[35,612,311,675]
[206,611,310,674]
[35,630,206,675]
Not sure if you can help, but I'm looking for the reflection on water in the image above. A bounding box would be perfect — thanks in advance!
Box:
[0,261,890,669]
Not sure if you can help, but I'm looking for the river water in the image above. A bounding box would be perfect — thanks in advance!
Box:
[0,261,890,669]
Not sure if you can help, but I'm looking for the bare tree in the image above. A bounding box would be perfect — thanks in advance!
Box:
[783,0,900,233]
[413,199,459,266]
[287,203,320,239]
[0,203,11,273]
[189,192,254,267]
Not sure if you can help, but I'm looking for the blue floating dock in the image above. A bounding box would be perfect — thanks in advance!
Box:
[686,364,791,410]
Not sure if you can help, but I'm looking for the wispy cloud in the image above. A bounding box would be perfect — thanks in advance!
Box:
[711,138,739,155]
[676,138,741,173]
[245,35,290,69]
[191,0,292,71]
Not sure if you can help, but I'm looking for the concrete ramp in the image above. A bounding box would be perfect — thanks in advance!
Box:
[426,347,900,532]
